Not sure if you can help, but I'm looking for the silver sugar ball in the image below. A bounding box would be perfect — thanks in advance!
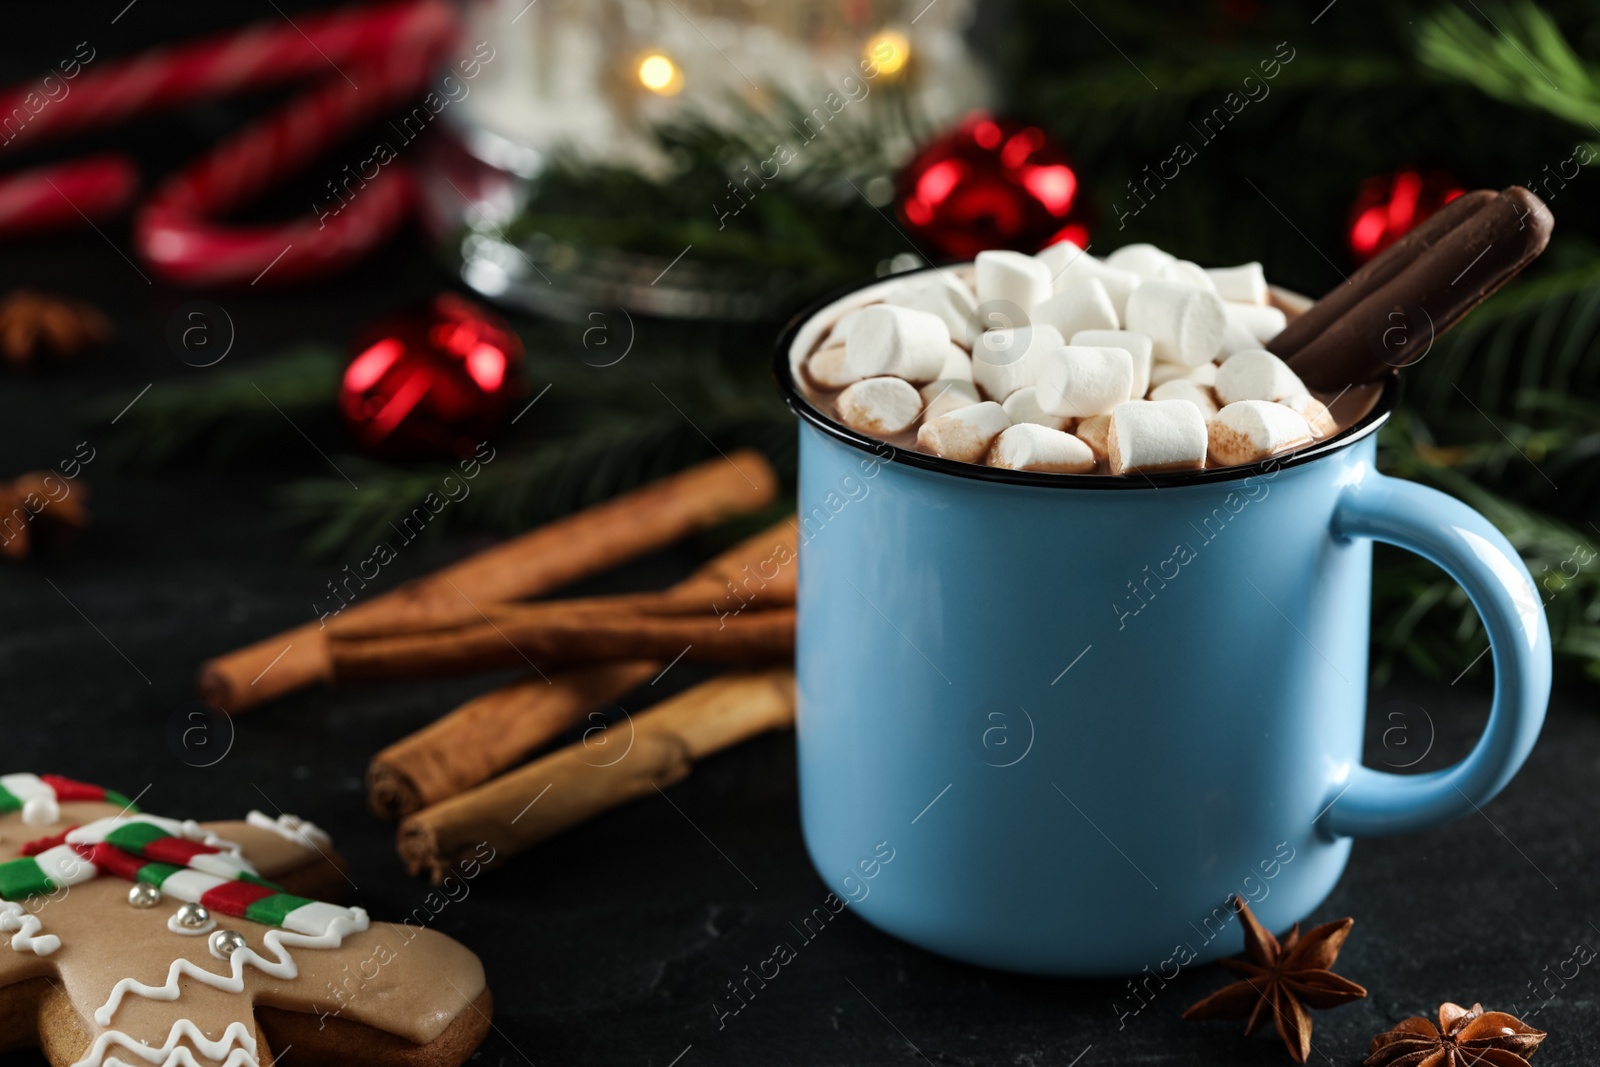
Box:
[127,882,162,908]
[174,901,211,929]
[209,929,248,958]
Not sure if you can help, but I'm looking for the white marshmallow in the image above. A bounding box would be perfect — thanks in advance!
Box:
[1273,287,1312,316]
[807,342,859,389]
[1284,392,1336,437]
[1149,360,1217,388]
[1075,414,1111,461]
[1226,302,1288,344]
[1107,400,1209,475]
[1036,345,1136,418]
[1149,378,1219,417]
[845,304,952,383]
[971,324,1064,401]
[1072,329,1153,399]
[1002,386,1072,431]
[1214,349,1307,405]
[1125,280,1225,367]
[901,276,980,346]
[829,307,865,346]
[1031,278,1119,337]
[916,401,1011,463]
[987,423,1096,473]
[1038,242,1142,316]
[1208,400,1313,467]
[919,379,981,421]
[936,343,973,382]
[1081,262,1140,319]
[976,250,1052,313]
[1160,260,1216,292]
[835,376,923,436]
[1105,243,1176,279]
[1207,263,1268,305]
[1216,314,1262,360]
[1033,239,1089,280]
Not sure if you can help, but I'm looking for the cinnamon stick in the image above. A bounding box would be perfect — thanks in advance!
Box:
[331,608,795,682]
[397,669,795,883]
[363,518,799,819]
[197,450,777,713]
[367,661,659,820]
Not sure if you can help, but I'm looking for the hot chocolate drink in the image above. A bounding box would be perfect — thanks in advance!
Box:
[793,242,1382,476]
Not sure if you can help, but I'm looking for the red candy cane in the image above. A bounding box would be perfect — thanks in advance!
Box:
[0,0,458,285]
[0,155,138,234]
[136,50,438,286]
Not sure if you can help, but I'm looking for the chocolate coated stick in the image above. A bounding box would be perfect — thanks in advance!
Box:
[1269,188,1497,360]
[1281,186,1553,392]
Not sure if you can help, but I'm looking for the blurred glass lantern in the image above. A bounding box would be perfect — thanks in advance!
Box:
[449,0,986,167]
[428,0,993,319]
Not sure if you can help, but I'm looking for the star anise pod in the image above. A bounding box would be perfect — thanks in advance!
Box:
[1365,1001,1546,1067]
[0,289,111,367]
[0,472,89,559]
[1183,896,1368,1062]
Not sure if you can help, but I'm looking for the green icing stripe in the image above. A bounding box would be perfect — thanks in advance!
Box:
[0,785,19,814]
[245,893,312,927]
[135,861,183,887]
[104,821,169,853]
[102,789,136,812]
[239,871,282,890]
[0,857,52,900]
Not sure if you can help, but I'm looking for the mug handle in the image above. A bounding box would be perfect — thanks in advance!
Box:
[1319,470,1552,838]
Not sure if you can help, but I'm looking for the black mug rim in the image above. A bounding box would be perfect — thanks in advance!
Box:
[771,266,1397,490]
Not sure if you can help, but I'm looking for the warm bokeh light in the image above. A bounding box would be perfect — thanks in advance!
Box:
[637,53,682,95]
[1346,169,1464,264]
[865,31,910,78]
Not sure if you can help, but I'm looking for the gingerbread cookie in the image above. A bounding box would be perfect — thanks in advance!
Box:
[0,774,492,1067]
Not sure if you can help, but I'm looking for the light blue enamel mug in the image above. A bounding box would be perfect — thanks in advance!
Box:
[775,272,1551,976]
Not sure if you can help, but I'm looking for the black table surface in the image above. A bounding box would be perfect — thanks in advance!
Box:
[1,8,1598,1065]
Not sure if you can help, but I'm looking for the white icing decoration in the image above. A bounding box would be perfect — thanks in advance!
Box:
[95,906,370,1026]
[22,795,60,827]
[187,852,257,879]
[34,843,98,887]
[160,870,228,902]
[245,810,331,851]
[0,901,60,957]
[1,775,60,827]
[165,911,214,937]
[68,816,243,857]
[70,1019,258,1067]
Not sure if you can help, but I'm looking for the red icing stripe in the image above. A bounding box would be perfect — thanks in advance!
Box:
[38,775,107,802]
[200,879,276,916]
[142,836,217,866]
[77,842,145,881]
[20,829,75,856]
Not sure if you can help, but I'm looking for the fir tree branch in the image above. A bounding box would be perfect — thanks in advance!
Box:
[85,347,342,468]
[1418,2,1600,136]
[1374,412,1600,684]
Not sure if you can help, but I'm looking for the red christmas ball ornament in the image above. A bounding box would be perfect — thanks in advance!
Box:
[340,293,524,460]
[1346,169,1465,265]
[896,113,1090,260]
